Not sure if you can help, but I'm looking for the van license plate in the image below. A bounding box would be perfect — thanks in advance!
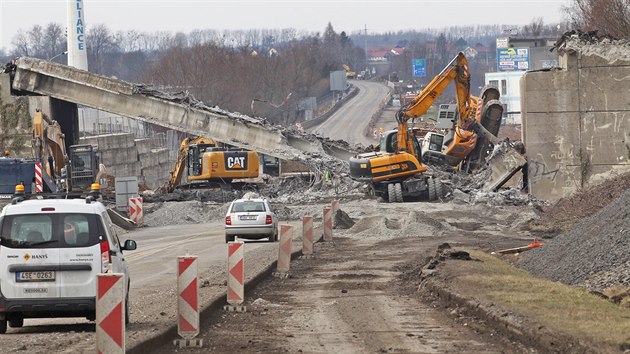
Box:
[16,271,56,282]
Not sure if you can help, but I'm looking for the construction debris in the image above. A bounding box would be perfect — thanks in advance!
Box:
[334,210,355,229]
[482,142,527,192]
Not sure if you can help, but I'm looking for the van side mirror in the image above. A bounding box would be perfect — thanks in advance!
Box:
[122,239,137,251]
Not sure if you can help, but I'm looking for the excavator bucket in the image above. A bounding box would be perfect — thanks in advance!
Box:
[462,86,504,171]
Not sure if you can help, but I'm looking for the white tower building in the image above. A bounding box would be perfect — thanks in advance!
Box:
[67,0,88,70]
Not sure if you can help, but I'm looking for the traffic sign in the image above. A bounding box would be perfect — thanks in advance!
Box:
[412,58,426,77]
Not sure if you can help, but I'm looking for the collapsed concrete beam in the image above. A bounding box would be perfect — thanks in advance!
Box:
[9,57,354,164]
[483,146,527,192]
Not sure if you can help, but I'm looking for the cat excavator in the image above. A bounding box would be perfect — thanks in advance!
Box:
[166,136,260,192]
[349,52,503,202]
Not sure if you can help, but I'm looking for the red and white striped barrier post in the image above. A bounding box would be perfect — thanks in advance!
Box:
[323,207,333,241]
[301,216,314,259]
[174,256,203,348]
[128,197,143,224]
[332,199,339,214]
[224,241,246,312]
[96,273,125,354]
[34,163,43,193]
[274,225,293,277]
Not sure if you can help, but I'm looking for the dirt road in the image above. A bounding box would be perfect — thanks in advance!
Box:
[155,199,538,353]
[194,237,534,354]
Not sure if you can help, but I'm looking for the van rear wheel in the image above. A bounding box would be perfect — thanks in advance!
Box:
[8,317,23,328]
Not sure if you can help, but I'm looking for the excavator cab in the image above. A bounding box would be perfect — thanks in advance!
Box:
[186,143,213,176]
[381,129,424,164]
[67,144,99,192]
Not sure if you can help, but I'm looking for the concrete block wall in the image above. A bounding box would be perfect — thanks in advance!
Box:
[79,133,175,190]
[522,43,630,201]
[0,74,53,157]
[139,147,172,189]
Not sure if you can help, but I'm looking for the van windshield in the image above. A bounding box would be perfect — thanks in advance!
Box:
[0,213,101,249]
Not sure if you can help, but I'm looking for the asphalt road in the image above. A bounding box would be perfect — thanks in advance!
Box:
[309,80,391,147]
[0,221,302,353]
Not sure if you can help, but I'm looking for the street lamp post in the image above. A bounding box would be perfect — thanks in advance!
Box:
[48,51,68,62]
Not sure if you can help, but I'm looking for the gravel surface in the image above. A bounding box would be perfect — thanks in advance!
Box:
[518,177,630,293]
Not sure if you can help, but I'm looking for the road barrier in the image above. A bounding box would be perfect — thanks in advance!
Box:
[129,197,143,224]
[332,199,339,214]
[96,273,125,354]
[301,216,314,258]
[174,256,203,348]
[275,225,293,276]
[224,241,246,312]
[34,163,43,193]
[323,207,333,241]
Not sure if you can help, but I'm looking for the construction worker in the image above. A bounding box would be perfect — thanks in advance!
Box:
[323,169,331,184]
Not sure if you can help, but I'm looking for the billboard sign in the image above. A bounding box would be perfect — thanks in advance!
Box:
[497,47,529,71]
[412,59,426,77]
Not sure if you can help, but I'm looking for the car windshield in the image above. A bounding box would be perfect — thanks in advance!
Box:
[0,213,102,249]
[231,201,266,213]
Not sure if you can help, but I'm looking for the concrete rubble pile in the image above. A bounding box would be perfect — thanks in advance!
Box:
[437,141,540,207]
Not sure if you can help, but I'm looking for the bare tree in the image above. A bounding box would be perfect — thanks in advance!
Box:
[564,0,630,38]
[521,18,545,37]
[88,24,119,74]
[43,23,66,61]
[28,25,46,57]
[11,30,30,56]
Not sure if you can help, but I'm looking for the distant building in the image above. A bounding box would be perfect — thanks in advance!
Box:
[486,71,525,124]
[485,36,559,124]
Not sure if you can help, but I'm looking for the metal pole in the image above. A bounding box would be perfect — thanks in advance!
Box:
[364,25,368,73]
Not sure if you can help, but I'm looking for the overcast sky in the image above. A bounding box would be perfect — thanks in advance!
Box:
[0,0,569,51]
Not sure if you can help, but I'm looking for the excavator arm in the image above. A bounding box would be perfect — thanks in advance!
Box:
[396,52,473,153]
[33,110,67,178]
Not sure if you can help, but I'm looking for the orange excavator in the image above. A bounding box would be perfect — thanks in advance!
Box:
[349,52,503,202]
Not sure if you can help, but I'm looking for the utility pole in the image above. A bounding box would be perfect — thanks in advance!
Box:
[364,25,368,73]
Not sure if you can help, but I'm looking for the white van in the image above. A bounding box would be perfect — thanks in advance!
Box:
[0,187,137,332]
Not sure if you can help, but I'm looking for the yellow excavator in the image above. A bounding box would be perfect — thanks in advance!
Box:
[166,137,260,192]
[32,110,102,193]
[32,109,66,184]
[349,52,503,202]
[343,64,356,79]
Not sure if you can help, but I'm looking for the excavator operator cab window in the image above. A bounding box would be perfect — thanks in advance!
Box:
[187,146,203,176]
[381,132,397,153]
[411,135,422,162]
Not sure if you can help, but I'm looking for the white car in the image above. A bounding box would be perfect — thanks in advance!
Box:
[0,187,137,333]
[225,197,278,243]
